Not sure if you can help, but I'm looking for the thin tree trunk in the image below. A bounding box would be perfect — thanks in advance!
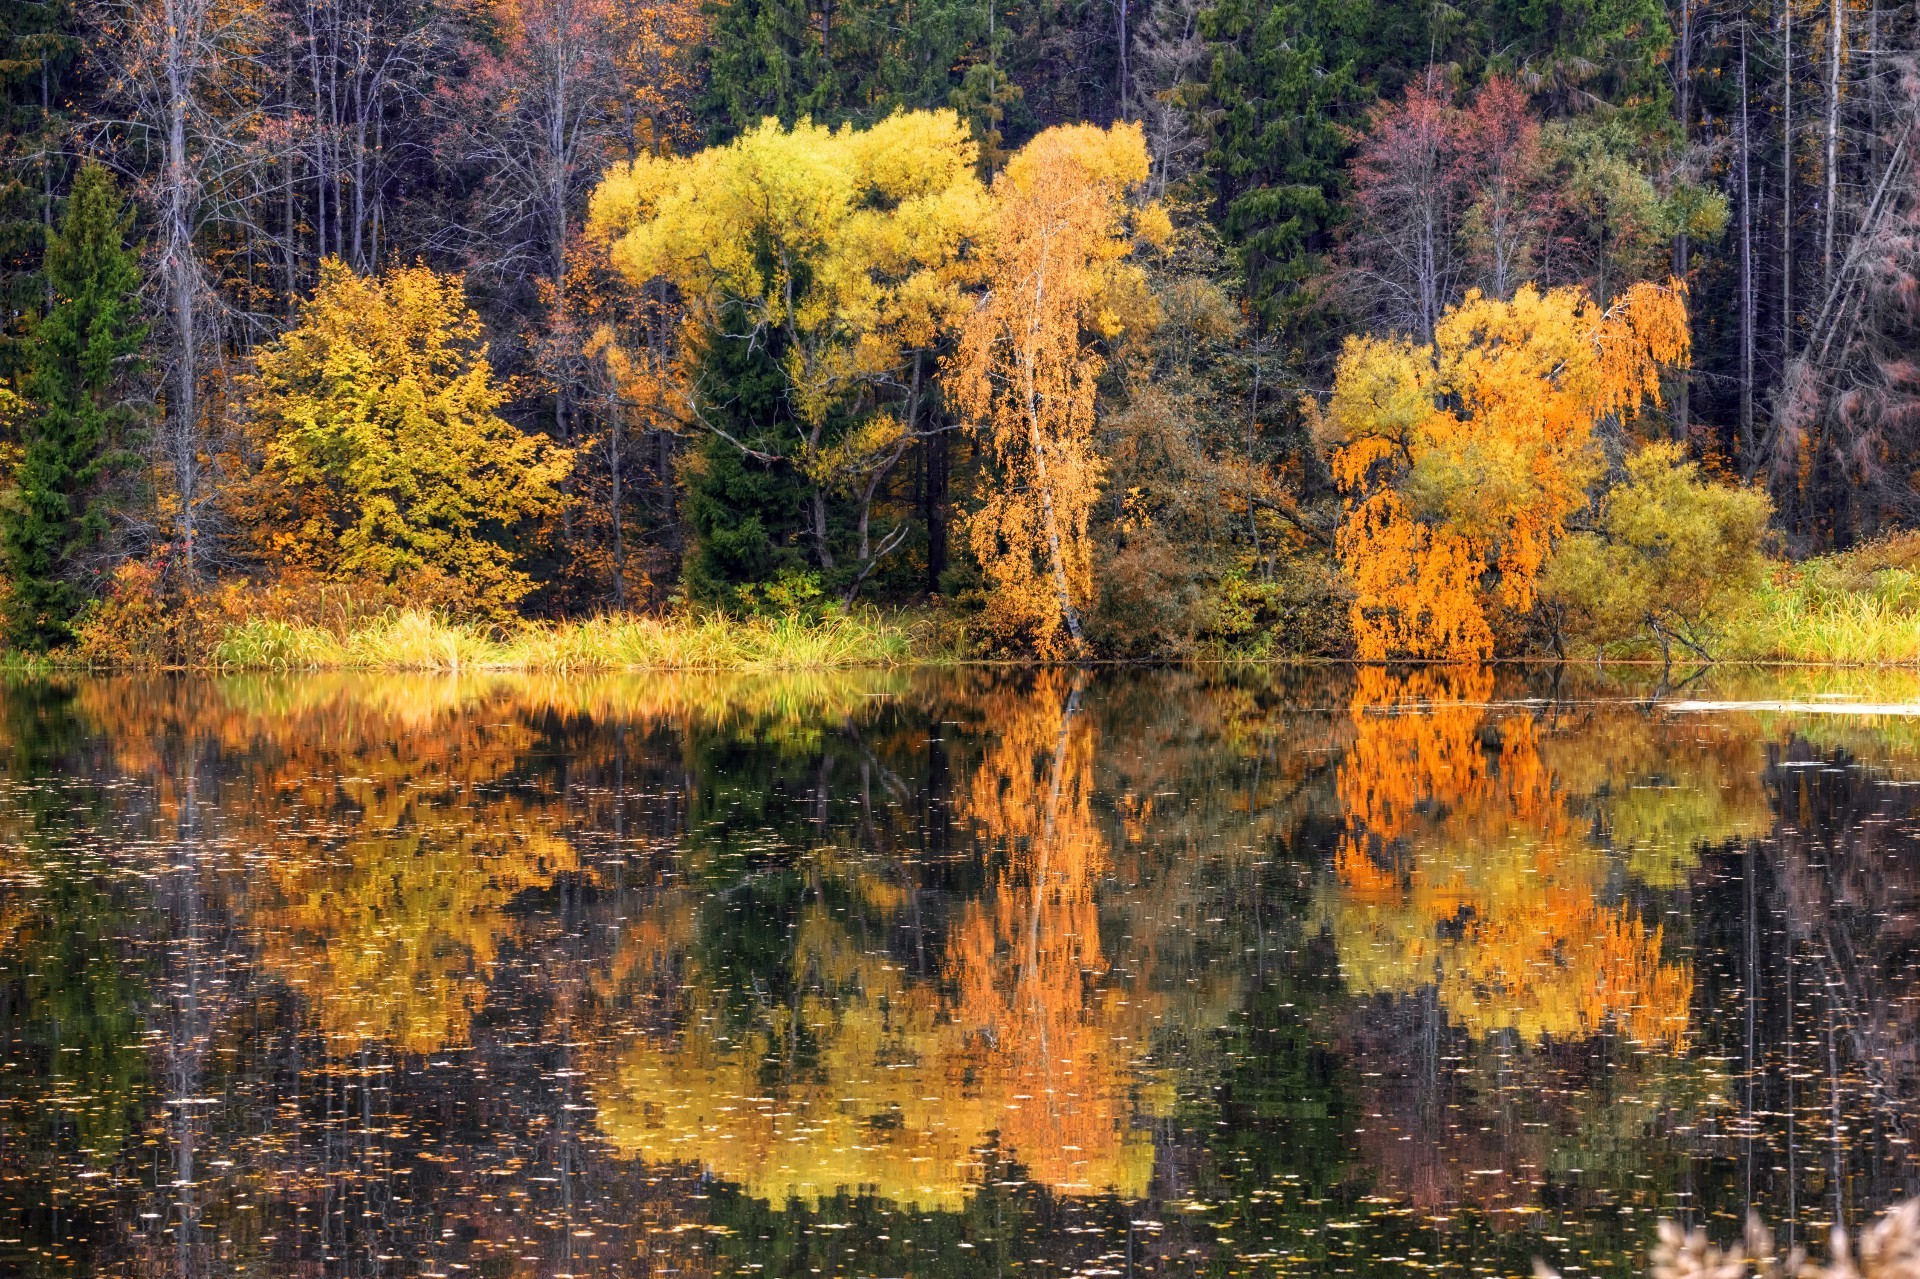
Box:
[1782,0,1795,365]
[1822,0,1842,281]
[1740,23,1757,465]
[284,40,298,299]
[1671,0,1693,443]
[163,0,201,578]
[609,391,625,610]
[308,0,327,261]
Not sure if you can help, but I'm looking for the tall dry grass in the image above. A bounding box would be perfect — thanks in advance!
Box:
[208,608,925,672]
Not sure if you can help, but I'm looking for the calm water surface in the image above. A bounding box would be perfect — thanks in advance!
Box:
[2,666,1918,1278]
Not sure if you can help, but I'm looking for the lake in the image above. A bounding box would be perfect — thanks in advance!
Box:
[2,665,1917,1278]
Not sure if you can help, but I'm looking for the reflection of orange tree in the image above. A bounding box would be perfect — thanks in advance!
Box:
[595,671,1168,1208]
[945,670,1155,1197]
[1322,667,1692,1046]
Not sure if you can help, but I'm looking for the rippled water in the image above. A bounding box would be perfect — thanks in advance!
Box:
[2,665,1918,1278]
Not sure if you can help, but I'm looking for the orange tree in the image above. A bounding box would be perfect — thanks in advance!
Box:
[946,121,1167,655]
[1315,281,1690,659]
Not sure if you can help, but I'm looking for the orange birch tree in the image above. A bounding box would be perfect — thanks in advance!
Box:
[948,122,1168,655]
[1318,281,1692,660]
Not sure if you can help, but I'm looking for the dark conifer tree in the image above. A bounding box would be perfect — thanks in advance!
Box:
[3,163,145,649]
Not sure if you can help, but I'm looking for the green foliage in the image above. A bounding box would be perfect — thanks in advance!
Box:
[1542,117,1728,300]
[696,0,989,141]
[0,0,76,379]
[1542,442,1772,660]
[1,164,146,651]
[679,320,813,606]
[1477,0,1672,113]
[1198,0,1375,329]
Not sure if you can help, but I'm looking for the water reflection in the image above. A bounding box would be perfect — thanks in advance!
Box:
[1,666,1918,1277]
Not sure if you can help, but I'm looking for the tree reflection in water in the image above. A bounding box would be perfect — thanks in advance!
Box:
[0,666,1917,1278]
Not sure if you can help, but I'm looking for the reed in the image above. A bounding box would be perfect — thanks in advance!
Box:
[1723,562,1920,664]
[207,608,920,672]
[1537,1197,1920,1279]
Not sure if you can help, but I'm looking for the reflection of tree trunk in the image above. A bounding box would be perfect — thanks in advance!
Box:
[1022,674,1084,1095]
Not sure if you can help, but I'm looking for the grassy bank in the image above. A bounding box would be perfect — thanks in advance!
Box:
[38,606,941,672]
[208,609,931,672]
[1719,534,1920,664]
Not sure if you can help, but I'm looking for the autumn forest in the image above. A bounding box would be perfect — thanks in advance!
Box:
[2,0,1919,660]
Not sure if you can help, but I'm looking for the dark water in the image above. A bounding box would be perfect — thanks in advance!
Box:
[2,666,1918,1279]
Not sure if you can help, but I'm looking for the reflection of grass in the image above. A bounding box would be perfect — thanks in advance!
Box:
[209,608,926,671]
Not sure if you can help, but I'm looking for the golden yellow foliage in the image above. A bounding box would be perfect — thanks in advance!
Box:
[948,122,1161,655]
[235,260,572,617]
[588,110,985,484]
[1321,281,1691,659]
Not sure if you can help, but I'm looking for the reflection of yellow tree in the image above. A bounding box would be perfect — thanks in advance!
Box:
[256,814,576,1057]
[225,697,578,1056]
[596,672,1169,1208]
[1324,667,1693,1046]
[72,679,583,1056]
[69,671,915,1057]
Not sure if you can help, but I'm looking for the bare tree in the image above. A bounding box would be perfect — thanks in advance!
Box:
[91,0,271,577]
[1127,0,1210,196]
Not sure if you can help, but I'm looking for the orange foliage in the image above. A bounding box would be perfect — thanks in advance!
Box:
[1325,667,1693,1047]
[944,671,1150,1195]
[950,123,1164,655]
[595,670,1174,1207]
[1321,281,1692,659]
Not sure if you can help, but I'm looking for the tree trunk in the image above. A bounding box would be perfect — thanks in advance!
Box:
[1739,23,1756,466]
[1670,0,1693,444]
[1781,0,1794,365]
[609,394,626,610]
[1821,0,1842,282]
[164,0,201,579]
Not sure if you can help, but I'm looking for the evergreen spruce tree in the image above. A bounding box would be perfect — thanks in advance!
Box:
[1198,0,1373,330]
[696,0,988,142]
[3,163,145,650]
[680,309,810,605]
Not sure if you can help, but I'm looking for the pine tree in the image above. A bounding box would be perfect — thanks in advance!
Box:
[3,164,146,651]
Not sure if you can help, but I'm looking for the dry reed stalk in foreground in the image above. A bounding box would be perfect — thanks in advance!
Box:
[1537,1200,1920,1279]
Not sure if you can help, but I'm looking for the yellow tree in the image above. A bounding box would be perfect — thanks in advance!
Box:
[236,261,573,616]
[947,122,1168,655]
[1317,281,1690,659]
[588,110,987,588]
